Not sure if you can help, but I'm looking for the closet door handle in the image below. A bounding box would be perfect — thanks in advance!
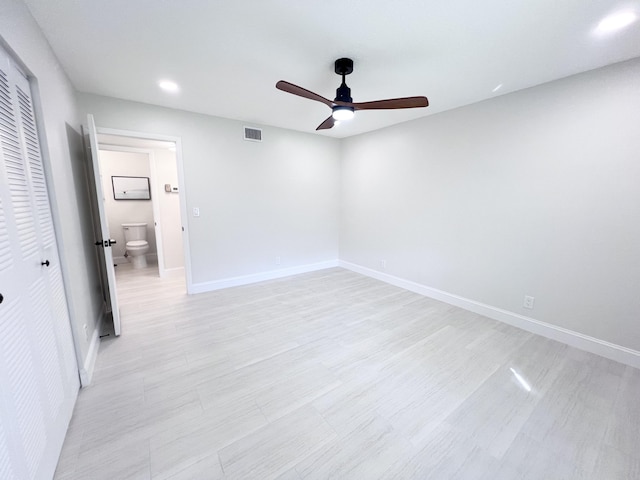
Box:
[0,293,3,304]
[41,260,50,267]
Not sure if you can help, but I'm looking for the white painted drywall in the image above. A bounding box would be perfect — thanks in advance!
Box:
[98,150,157,261]
[340,58,640,351]
[153,148,184,270]
[0,1,103,368]
[76,94,341,284]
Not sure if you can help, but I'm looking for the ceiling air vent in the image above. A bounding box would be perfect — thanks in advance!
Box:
[244,127,262,142]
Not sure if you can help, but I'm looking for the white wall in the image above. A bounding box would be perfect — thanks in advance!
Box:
[341,58,640,352]
[98,150,156,261]
[153,148,183,270]
[77,94,341,286]
[0,0,103,369]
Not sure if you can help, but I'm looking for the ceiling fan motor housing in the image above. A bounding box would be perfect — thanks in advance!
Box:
[335,83,352,103]
[333,80,354,119]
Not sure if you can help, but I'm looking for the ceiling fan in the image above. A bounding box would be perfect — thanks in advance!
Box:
[276,58,429,131]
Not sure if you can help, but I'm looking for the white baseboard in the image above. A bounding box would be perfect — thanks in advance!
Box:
[114,253,157,265]
[162,266,185,278]
[339,260,640,369]
[78,311,105,387]
[190,260,340,294]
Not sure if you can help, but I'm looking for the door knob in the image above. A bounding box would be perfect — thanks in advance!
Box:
[0,293,3,304]
[95,239,117,247]
[41,260,50,267]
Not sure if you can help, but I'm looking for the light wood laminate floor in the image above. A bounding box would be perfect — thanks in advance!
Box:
[54,266,640,479]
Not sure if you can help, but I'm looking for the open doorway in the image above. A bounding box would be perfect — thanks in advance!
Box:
[97,136,184,277]
[89,128,192,337]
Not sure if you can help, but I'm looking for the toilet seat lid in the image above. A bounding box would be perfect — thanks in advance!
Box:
[127,240,148,247]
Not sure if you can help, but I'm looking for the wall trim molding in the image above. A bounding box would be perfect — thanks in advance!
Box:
[78,310,105,387]
[163,266,185,278]
[339,261,640,369]
[190,260,340,294]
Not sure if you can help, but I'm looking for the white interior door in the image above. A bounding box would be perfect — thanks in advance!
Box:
[0,44,79,480]
[85,114,121,335]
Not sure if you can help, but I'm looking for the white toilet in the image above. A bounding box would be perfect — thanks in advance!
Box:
[122,223,150,269]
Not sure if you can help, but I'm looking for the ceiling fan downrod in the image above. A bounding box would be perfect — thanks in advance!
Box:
[334,58,354,103]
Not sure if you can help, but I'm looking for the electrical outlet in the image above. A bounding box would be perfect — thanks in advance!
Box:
[523,295,535,309]
[193,207,200,217]
[380,259,386,270]
[275,256,281,265]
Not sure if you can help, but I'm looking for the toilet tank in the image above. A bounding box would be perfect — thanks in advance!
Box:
[122,223,147,242]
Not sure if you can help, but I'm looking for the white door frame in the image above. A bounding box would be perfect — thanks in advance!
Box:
[94,126,193,292]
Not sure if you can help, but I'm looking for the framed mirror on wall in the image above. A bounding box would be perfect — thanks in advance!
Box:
[112,176,151,200]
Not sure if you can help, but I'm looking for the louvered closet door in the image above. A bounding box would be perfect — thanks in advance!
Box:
[0,46,79,479]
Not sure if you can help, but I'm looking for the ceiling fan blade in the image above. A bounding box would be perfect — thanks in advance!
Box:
[348,96,429,110]
[316,116,336,130]
[276,81,334,108]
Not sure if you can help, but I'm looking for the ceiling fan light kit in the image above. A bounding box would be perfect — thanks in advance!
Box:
[276,57,429,131]
[332,106,354,121]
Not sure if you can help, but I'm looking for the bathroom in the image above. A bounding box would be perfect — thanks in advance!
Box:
[98,138,184,277]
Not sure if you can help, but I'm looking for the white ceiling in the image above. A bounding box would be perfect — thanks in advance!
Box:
[24,0,640,138]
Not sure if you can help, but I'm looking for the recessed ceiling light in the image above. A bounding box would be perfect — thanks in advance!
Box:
[158,80,179,93]
[492,83,503,93]
[595,11,638,34]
